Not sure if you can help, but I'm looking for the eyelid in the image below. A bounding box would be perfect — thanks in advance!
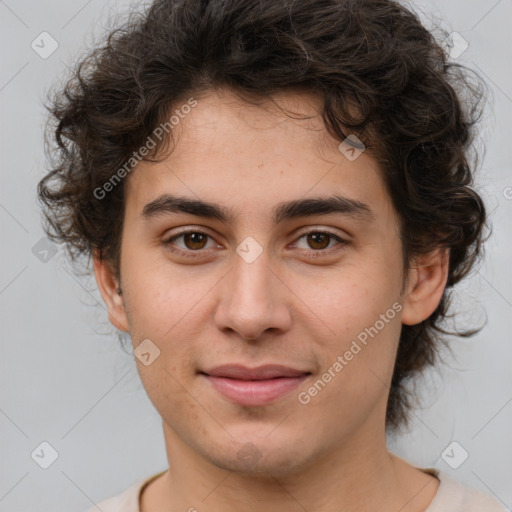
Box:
[292,225,350,241]
[163,227,221,253]
[162,226,350,258]
[288,229,349,257]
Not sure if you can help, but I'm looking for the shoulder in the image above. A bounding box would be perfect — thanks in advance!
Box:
[81,472,165,512]
[425,469,508,512]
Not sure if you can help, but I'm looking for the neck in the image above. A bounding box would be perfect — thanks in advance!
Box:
[141,419,439,512]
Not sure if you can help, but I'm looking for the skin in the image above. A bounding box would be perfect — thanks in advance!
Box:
[94,87,449,512]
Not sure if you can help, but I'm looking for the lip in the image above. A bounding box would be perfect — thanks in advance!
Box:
[203,364,310,380]
[200,364,311,406]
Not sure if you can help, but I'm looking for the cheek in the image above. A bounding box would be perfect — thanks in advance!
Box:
[313,270,403,388]
[121,246,207,337]
[297,292,402,436]
[316,258,402,331]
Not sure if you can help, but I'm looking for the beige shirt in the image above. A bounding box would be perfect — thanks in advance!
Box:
[84,468,507,512]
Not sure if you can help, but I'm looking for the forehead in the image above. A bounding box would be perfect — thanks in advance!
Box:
[124,87,394,227]
[164,88,339,162]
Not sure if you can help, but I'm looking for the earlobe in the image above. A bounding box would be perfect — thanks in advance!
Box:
[401,247,450,326]
[92,250,130,332]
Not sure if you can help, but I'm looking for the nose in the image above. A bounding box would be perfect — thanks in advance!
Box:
[213,246,292,341]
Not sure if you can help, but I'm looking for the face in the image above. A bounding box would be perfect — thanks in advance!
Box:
[95,87,446,478]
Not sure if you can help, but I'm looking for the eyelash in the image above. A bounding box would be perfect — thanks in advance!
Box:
[162,228,349,260]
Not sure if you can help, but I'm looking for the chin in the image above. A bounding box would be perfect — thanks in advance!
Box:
[203,436,316,479]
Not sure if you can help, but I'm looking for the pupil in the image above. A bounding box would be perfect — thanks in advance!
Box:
[308,233,329,249]
[186,233,206,249]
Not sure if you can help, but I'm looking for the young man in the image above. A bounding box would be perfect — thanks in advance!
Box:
[37,0,506,510]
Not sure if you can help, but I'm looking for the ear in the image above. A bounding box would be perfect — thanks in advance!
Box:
[92,250,130,332]
[401,247,450,326]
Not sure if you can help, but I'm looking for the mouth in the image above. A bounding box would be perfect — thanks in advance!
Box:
[199,364,312,406]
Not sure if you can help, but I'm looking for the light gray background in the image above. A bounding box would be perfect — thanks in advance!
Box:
[0,1,511,511]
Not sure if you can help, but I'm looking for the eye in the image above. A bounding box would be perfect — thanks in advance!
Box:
[291,230,349,258]
[163,229,219,258]
[162,228,349,259]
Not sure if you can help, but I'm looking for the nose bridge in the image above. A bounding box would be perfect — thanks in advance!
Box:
[234,248,273,305]
[214,239,290,339]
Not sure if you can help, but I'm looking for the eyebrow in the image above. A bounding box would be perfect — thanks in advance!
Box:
[141,193,374,224]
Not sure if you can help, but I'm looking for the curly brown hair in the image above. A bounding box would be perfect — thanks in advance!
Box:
[37,0,488,431]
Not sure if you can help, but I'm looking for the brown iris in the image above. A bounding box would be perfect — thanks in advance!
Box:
[183,232,208,250]
[306,232,331,250]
